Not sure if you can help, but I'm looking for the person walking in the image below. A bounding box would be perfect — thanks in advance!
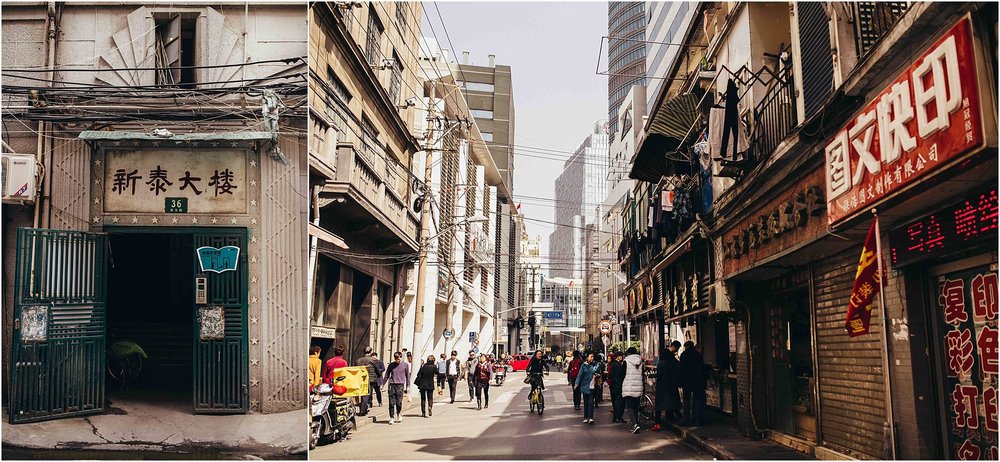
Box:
[574,352,600,424]
[415,355,438,417]
[567,350,584,410]
[651,342,682,431]
[435,353,448,395]
[384,352,410,424]
[371,352,385,407]
[308,346,323,390]
[622,347,644,434]
[593,353,606,408]
[609,351,627,423]
[444,351,462,403]
[322,344,348,385]
[555,353,564,372]
[680,341,707,426]
[464,352,478,403]
[473,354,493,410]
[356,347,378,416]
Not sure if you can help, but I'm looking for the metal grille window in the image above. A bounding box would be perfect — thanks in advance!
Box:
[324,67,352,132]
[360,116,378,164]
[388,52,403,105]
[440,133,460,266]
[853,2,909,58]
[365,9,384,66]
[464,156,478,285]
[395,2,407,32]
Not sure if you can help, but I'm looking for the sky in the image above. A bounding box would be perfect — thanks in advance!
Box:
[424,1,609,262]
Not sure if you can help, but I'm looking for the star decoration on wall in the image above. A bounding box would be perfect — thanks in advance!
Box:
[250,400,259,409]
[93,216,100,224]
[251,338,259,345]
[211,218,219,224]
[113,141,122,146]
[250,316,258,324]
[94,179,100,185]
[151,140,161,147]
[249,160,257,168]
[151,217,159,224]
[191,217,198,224]
[251,218,258,225]
[94,197,100,204]
[231,218,238,224]
[251,359,259,367]
[171,217,179,224]
[93,159,102,166]
[250,256,258,263]
[251,277,258,284]
[249,180,256,187]
[251,235,258,243]
[131,217,138,224]
[250,296,258,304]
[251,379,259,387]
[210,142,220,148]
[112,216,120,223]
[250,199,257,207]
[230,141,240,148]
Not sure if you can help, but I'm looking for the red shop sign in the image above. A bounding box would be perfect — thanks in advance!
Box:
[824,17,985,225]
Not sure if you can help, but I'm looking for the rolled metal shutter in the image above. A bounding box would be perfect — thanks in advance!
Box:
[813,247,887,459]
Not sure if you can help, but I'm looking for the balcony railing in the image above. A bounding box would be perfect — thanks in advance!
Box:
[852,2,910,58]
[334,143,419,244]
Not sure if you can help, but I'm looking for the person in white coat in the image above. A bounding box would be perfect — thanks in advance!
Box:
[621,347,645,434]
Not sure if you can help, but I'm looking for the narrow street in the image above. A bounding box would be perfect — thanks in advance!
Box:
[312,377,710,460]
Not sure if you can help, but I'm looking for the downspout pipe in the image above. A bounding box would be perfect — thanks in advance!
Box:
[38,2,58,229]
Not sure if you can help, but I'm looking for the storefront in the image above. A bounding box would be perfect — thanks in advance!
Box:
[8,131,307,422]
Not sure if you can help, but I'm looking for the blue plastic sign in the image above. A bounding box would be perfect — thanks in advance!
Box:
[469,332,476,342]
[443,328,454,338]
[473,346,479,354]
[196,246,240,273]
[543,311,564,319]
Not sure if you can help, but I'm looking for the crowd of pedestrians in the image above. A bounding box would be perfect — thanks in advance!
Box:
[311,341,708,433]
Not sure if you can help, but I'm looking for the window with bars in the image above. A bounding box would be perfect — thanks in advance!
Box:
[325,66,351,131]
[464,155,478,285]
[395,2,407,32]
[440,135,459,267]
[365,9,384,66]
[360,116,379,163]
[388,51,403,105]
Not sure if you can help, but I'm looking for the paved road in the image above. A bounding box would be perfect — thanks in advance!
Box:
[311,375,709,460]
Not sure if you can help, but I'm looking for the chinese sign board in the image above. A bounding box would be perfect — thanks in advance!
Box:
[825,18,983,225]
[104,149,248,214]
[845,219,882,337]
[197,246,240,273]
[936,265,998,460]
[889,187,998,268]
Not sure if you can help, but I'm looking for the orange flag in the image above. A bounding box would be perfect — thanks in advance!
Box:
[845,217,882,337]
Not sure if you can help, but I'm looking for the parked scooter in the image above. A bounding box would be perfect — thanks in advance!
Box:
[310,376,357,449]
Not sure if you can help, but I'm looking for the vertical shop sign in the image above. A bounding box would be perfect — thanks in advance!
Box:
[938,266,999,460]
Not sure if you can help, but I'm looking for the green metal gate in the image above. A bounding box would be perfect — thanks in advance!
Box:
[192,230,249,413]
[10,228,108,423]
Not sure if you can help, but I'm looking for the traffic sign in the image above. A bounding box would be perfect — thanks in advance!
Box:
[443,329,454,338]
[469,332,476,342]
[599,320,612,334]
[473,346,479,354]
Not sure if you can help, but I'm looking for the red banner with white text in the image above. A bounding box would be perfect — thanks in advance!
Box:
[845,218,882,337]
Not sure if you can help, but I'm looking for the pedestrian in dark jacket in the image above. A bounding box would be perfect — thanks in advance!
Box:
[652,342,682,431]
[574,352,600,424]
[415,355,439,417]
[567,350,584,410]
[609,351,627,423]
[593,354,606,407]
[371,353,386,407]
[473,354,493,410]
[679,341,707,425]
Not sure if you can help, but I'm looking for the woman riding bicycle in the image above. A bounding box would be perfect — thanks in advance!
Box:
[525,349,549,398]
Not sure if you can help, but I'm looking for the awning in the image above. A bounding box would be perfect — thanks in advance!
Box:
[309,223,349,249]
[628,93,704,183]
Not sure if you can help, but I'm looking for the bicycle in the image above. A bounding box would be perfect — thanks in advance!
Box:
[107,340,148,388]
[527,373,545,415]
[638,369,656,423]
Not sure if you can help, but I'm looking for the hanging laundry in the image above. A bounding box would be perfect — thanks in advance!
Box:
[693,129,712,170]
[661,189,674,212]
[707,79,749,162]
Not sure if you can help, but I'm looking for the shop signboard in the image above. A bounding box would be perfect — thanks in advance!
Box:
[824,17,984,225]
[104,149,248,214]
[935,265,998,460]
[889,187,998,268]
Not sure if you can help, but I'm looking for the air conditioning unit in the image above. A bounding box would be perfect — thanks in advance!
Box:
[708,280,733,314]
[1,154,37,203]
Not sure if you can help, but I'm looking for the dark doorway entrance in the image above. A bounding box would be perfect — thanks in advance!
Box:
[107,233,194,407]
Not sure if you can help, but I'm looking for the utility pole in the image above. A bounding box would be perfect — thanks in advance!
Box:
[413,85,436,343]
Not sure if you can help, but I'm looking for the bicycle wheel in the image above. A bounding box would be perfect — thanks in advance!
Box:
[537,393,544,415]
[638,394,654,423]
